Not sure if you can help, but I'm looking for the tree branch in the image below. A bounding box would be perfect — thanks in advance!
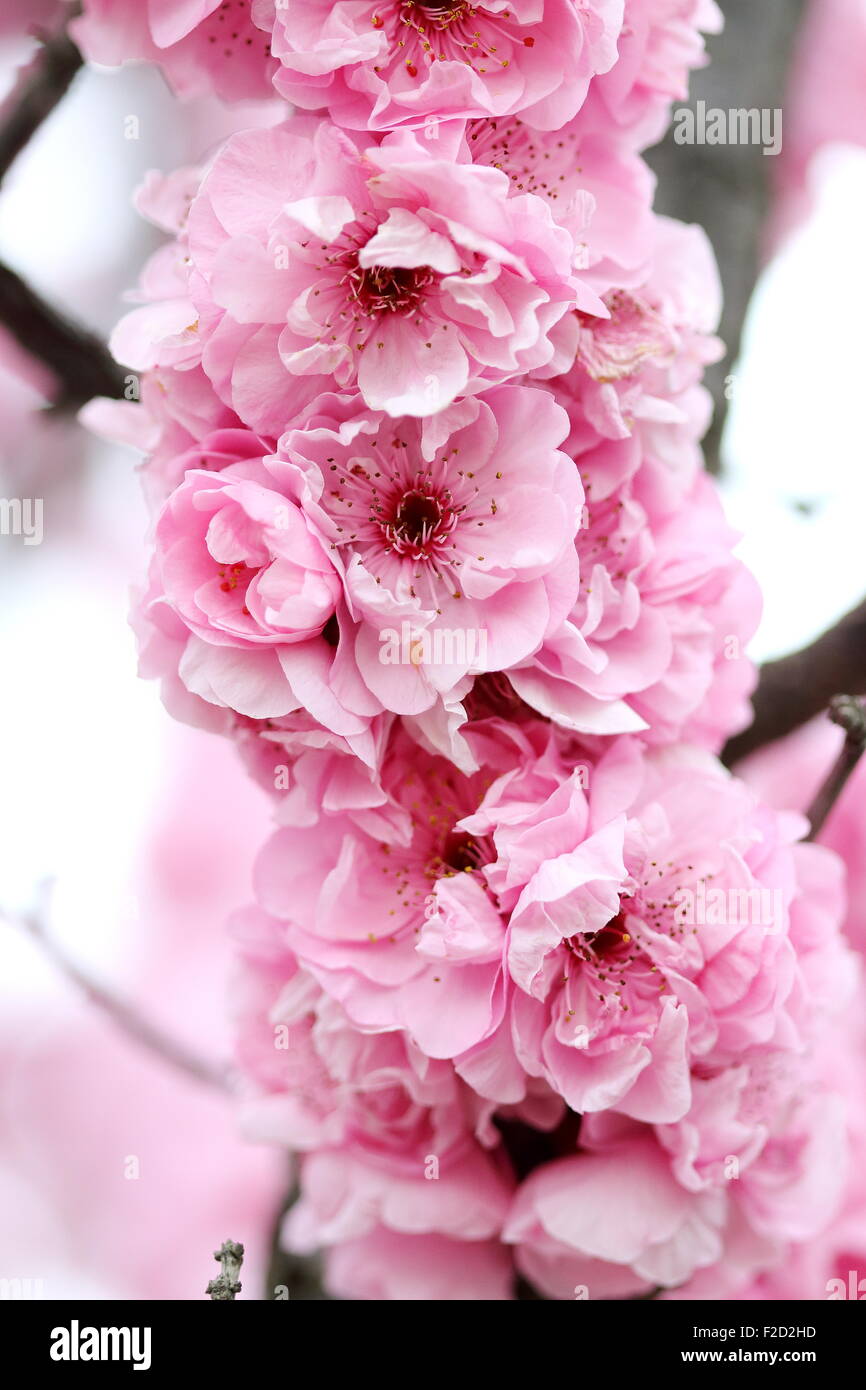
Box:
[646,0,808,475]
[0,260,127,409]
[0,3,126,411]
[723,597,866,765]
[0,3,84,190]
[207,1240,244,1300]
[2,887,230,1093]
[264,1169,330,1300]
[806,696,866,841]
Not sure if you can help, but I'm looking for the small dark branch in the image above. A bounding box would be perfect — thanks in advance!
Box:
[207,1240,244,1301]
[2,888,230,1093]
[265,1169,330,1300]
[723,597,866,766]
[515,1275,544,1300]
[0,4,84,189]
[0,261,127,410]
[806,696,866,841]
[646,0,808,475]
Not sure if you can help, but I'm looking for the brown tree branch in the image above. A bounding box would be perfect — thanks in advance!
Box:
[0,3,84,190]
[207,1240,244,1300]
[806,696,866,841]
[723,597,866,765]
[0,3,126,410]
[2,888,230,1093]
[264,1169,330,1300]
[0,261,127,409]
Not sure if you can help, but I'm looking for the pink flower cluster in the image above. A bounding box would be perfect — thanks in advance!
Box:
[88,0,862,1299]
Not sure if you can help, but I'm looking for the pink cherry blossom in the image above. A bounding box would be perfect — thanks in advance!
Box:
[252,723,515,1059]
[177,120,600,425]
[324,1227,514,1300]
[71,0,276,101]
[155,461,343,649]
[276,385,582,714]
[505,1135,727,1296]
[576,0,724,151]
[231,904,483,1160]
[511,458,759,748]
[284,1143,513,1250]
[254,0,625,133]
[462,735,850,1121]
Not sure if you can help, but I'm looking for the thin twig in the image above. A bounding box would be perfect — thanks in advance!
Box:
[0,4,84,189]
[2,889,230,1093]
[723,597,866,766]
[207,1240,244,1300]
[806,696,866,841]
[0,3,126,410]
[265,1167,329,1300]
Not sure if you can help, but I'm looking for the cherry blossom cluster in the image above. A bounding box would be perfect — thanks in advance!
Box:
[85,0,863,1300]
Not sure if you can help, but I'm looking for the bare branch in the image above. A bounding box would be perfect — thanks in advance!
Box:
[0,4,126,411]
[723,597,866,765]
[806,696,866,841]
[0,261,127,409]
[2,888,230,1093]
[0,4,84,190]
[265,1169,330,1300]
[207,1240,244,1300]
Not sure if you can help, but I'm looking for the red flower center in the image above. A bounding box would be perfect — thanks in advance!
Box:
[382,485,459,560]
[344,256,436,317]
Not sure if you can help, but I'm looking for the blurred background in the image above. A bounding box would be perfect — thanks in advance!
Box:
[0,0,864,1298]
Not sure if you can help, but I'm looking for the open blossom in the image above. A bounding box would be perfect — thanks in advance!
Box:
[173,120,601,426]
[136,382,580,730]
[71,0,276,101]
[504,1089,846,1298]
[251,724,852,1117]
[277,384,582,714]
[466,735,852,1119]
[252,724,513,1059]
[507,1007,855,1300]
[553,216,724,447]
[254,0,625,133]
[502,443,759,747]
[245,722,856,1297]
[231,904,482,1156]
[576,0,724,150]
[461,116,656,290]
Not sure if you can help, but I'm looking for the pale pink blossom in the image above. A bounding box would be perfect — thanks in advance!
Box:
[276,385,582,714]
[71,0,276,101]
[254,0,625,133]
[576,0,724,151]
[324,1227,514,1300]
[463,736,850,1122]
[176,120,601,425]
